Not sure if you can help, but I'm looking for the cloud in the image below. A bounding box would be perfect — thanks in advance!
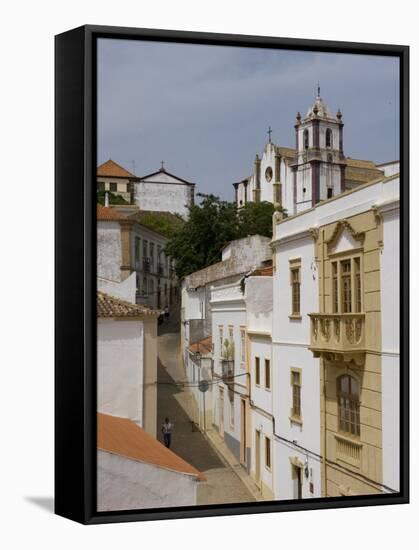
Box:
[97,39,399,199]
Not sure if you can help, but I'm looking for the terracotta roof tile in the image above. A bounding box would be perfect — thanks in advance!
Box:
[97,159,135,178]
[251,265,274,277]
[97,413,205,480]
[97,203,126,221]
[188,336,213,355]
[97,291,158,318]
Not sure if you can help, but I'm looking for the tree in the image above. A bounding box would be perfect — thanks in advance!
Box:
[165,195,287,279]
[165,194,238,279]
[237,201,279,239]
[96,190,129,205]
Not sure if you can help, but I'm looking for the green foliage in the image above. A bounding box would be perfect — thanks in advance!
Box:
[96,191,129,205]
[165,194,238,279]
[135,211,184,239]
[237,201,276,239]
[165,194,286,279]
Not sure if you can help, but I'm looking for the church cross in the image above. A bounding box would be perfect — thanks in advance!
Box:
[160,160,165,171]
[267,126,272,143]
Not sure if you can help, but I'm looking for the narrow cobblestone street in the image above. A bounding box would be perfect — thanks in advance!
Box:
[156,316,256,505]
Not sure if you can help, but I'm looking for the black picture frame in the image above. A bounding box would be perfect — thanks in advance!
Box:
[55,24,409,525]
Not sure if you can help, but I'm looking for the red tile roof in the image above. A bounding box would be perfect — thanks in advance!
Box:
[97,413,205,480]
[97,159,135,178]
[97,203,125,221]
[97,291,158,318]
[188,336,212,355]
[251,265,273,277]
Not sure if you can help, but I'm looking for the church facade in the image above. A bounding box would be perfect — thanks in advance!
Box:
[233,91,395,217]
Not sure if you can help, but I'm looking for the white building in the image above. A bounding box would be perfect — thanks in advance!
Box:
[97,413,205,511]
[233,90,387,216]
[97,291,159,437]
[97,204,177,310]
[271,172,400,498]
[210,281,248,467]
[97,159,136,203]
[245,266,274,499]
[134,164,195,219]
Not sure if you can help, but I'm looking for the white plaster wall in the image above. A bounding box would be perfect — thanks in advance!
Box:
[134,177,192,218]
[378,162,400,177]
[245,276,272,334]
[249,337,272,415]
[272,232,321,499]
[97,450,198,511]
[380,207,400,491]
[251,409,274,495]
[211,284,246,447]
[97,221,122,282]
[97,319,144,424]
[97,272,137,303]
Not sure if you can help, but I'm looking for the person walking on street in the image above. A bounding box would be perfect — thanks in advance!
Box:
[162,417,173,448]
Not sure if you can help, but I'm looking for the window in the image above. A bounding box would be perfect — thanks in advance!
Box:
[135,237,141,262]
[142,277,147,296]
[265,436,271,469]
[325,128,333,148]
[327,187,333,199]
[240,329,246,364]
[337,375,360,437]
[219,326,224,353]
[229,326,234,343]
[143,240,148,258]
[331,257,362,314]
[265,359,271,390]
[291,370,301,420]
[290,266,301,316]
[97,181,105,192]
[149,278,154,298]
[303,129,309,149]
[150,243,154,270]
[255,357,260,386]
[110,182,117,192]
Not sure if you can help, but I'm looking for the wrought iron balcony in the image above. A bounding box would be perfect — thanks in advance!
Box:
[221,358,234,382]
[308,313,366,365]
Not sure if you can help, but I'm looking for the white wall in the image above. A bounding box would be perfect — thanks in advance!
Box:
[97,450,198,511]
[245,276,272,334]
[97,319,144,424]
[97,272,137,303]
[380,205,400,491]
[134,173,193,218]
[97,221,122,282]
[272,232,321,499]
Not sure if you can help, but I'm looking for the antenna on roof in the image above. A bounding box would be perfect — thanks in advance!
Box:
[317,82,321,97]
[160,160,165,171]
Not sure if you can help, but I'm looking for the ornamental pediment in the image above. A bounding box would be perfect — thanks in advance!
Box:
[326,220,364,254]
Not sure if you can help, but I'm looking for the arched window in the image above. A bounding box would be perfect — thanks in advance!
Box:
[303,129,309,150]
[325,128,333,148]
[337,374,360,437]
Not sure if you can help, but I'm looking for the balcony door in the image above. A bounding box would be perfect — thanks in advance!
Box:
[255,429,261,485]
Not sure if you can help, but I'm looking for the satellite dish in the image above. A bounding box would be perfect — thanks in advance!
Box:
[198,379,209,393]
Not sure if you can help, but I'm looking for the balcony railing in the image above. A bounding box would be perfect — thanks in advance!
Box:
[221,358,234,382]
[308,313,365,364]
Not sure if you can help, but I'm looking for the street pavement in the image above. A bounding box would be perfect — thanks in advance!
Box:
[157,315,255,505]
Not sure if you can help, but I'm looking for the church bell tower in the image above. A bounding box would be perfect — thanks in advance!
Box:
[292,87,346,214]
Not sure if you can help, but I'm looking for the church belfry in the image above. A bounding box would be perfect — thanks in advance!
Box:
[292,89,346,213]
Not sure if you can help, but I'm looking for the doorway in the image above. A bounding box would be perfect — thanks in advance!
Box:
[292,464,303,499]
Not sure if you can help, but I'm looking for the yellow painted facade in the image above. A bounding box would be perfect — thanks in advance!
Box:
[310,208,384,496]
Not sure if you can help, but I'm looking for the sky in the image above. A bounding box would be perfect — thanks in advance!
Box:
[97,38,399,200]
